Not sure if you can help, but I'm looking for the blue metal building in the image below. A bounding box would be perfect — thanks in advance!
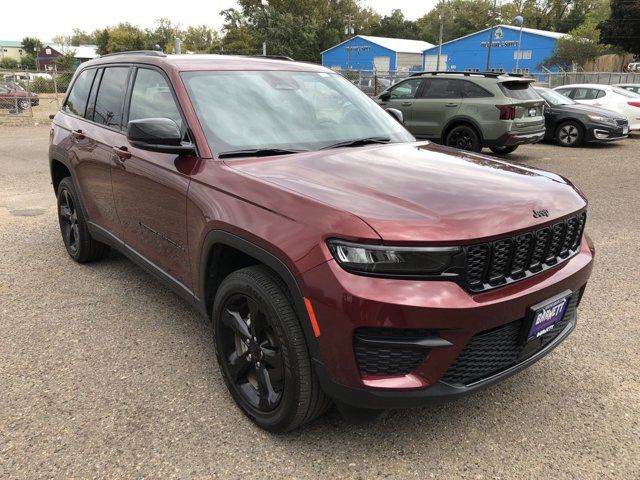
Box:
[322,35,434,72]
[422,25,567,74]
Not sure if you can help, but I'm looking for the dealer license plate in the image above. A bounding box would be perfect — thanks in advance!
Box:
[528,107,537,117]
[623,125,629,135]
[527,294,570,341]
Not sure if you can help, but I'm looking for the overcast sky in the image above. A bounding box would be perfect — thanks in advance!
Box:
[5,0,439,42]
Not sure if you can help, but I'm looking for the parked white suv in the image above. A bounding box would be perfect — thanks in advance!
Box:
[554,84,640,130]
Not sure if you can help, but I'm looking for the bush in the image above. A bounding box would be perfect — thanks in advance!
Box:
[0,57,19,69]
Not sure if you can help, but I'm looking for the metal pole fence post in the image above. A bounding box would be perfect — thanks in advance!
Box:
[53,69,60,109]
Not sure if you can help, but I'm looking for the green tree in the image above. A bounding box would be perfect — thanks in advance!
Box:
[417,0,493,44]
[599,0,640,56]
[93,23,147,54]
[21,37,42,70]
[370,9,420,39]
[0,57,19,69]
[70,28,94,45]
[55,49,78,71]
[148,18,183,53]
[183,25,221,52]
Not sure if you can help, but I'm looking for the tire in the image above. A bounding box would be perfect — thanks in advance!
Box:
[57,177,110,262]
[555,121,583,147]
[445,125,482,152]
[212,265,329,432]
[17,99,30,111]
[489,145,519,155]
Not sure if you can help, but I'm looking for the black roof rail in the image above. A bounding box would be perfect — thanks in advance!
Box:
[410,71,507,78]
[99,50,167,58]
[251,55,294,61]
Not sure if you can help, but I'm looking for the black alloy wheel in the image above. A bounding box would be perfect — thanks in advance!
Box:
[218,292,285,412]
[58,186,80,256]
[56,177,110,262]
[213,266,329,431]
[489,145,519,155]
[17,99,30,111]
[445,125,482,152]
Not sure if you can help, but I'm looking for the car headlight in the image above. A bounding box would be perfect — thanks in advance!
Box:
[327,240,459,276]
[587,114,616,125]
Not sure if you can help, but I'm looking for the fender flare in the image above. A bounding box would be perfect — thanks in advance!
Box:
[198,230,324,366]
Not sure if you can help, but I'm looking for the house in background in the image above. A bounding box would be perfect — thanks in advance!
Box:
[322,35,434,72]
[422,25,568,74]
[0,40,27,63]
[36,44,99,71]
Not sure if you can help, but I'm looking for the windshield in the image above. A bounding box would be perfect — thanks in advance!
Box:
[613,87,640,98]
[181,70,414,156]
[535,88,575,106]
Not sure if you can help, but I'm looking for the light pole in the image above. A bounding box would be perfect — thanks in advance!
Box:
[436,0,445,71]
[514,15,524,73]
[485,0,498,71]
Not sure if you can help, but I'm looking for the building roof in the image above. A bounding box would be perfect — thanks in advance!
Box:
[322,35,434,55]
[45,44,99,59]
[0,40,24,48]
[423,24,569,52]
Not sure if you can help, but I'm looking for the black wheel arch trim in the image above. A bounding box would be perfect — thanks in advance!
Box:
[198,230,325,368]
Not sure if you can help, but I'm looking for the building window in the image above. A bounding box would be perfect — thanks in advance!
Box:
[46,48,51,55]
[514,50,532,60]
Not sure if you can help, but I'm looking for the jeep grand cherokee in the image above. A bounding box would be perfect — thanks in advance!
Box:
[49,52,594,431]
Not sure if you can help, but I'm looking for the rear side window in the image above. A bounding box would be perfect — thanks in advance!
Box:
[420,79,462,99]
[499,81,539,100]
[461,80,493,98]
[573,88,604,100]
[64,68,97,116]
[92,67,130,129]
[128,68,183,130]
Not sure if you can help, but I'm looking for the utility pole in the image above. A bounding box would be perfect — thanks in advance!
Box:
[514,15,524,72]
[485,0,498,71]
[436,0,445,71]
[344,14,355,70]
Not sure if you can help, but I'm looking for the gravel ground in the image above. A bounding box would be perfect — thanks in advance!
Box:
[1,126,639,479]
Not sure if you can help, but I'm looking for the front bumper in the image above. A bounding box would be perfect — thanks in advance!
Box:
[586,122,628,143]
[302,236,594,409]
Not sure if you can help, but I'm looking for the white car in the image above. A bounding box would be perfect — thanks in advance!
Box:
[614,83,640,95]
[554,84,640,130]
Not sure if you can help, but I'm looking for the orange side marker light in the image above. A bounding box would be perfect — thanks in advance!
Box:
[303,297,321,337]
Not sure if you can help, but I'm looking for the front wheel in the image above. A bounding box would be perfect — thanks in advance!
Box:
[555,121,584,147]
[489,145,519,155]
[445,125,482,152]
[213,266,329,432]
[17,99,31,111]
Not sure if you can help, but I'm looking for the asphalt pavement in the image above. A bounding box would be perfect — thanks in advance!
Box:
[1,125,638,479]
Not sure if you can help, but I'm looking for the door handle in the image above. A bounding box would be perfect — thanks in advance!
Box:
[445,103,459,107]
[71,129,84,140]
[401,101,413,106]
[112,146,131,160]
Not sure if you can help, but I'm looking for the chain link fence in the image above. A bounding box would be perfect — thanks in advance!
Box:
[340,69,640,96]
[0,70,74,123]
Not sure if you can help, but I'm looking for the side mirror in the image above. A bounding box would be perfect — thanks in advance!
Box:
[385,107,404,125]
[127,118,194,155]
[379,92,391,102]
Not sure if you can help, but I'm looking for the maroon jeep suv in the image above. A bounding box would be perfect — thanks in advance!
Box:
[49,52,594,431]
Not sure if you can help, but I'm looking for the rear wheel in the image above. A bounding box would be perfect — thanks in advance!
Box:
[57,177,110,262]
[213,266,329,431]
[555,121,583,147]
[17,99,30,111]
[445,125,482,152]
[489,145,519,155]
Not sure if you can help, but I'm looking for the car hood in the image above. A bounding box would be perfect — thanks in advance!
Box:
[556,103,625,119]
[227,142,587,243]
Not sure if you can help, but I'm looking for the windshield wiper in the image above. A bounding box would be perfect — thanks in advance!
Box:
[218,148,307,159]
[321,137,391,150]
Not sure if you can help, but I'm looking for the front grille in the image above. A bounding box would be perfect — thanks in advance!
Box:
[441,292,579,386]
[353,328,432,375]
[616,119,628,126]
[464,212,586,292]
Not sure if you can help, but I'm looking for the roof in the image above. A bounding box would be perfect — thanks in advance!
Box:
[423,24,569,52]
[553,84,616,90]
[322,35,434,55]
[45,44,98,59]
[0,40,23,48]
[86,53,331,73]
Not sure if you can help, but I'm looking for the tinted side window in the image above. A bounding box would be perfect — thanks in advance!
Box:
[461,80,493,98]
[556,88,573,98]
[128,68,183,130]
[93,67,130,129]
[389,79,422,99]
[420,79,462,99]
[64,68,97,116]
[595,89,606,99]
[85,69,103,121]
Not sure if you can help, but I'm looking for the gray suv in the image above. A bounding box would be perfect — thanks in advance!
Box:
[376,72,545,155]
